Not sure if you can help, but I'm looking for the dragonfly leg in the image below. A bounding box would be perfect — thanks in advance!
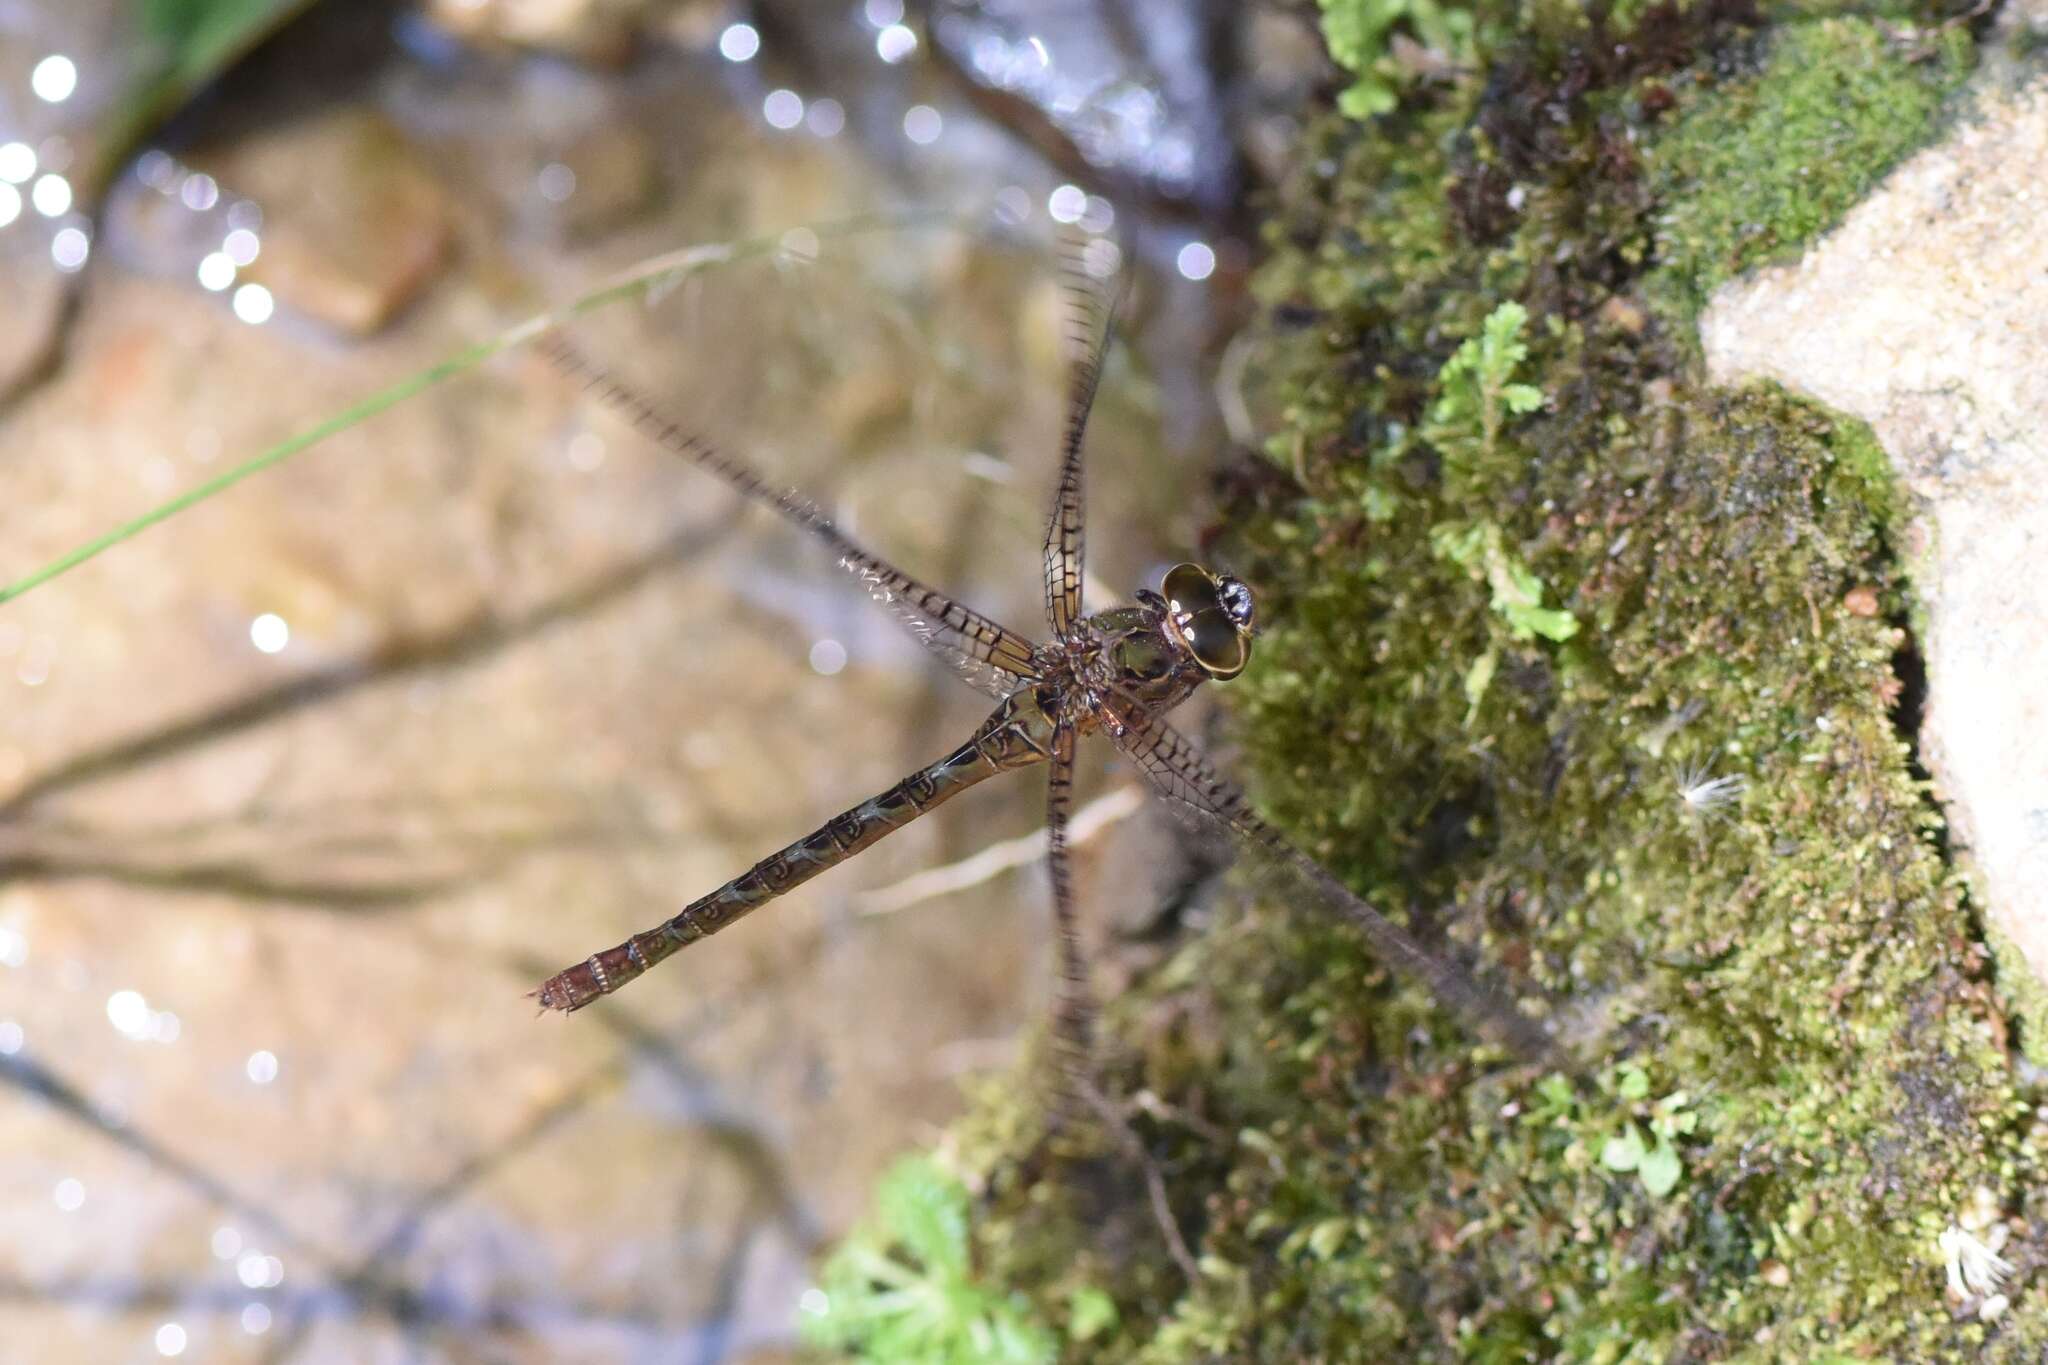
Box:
[1029,1066,1201,1285]
[1082,1082,1201,1283]
[1037,721,1199,1281]
[1043,722,1097,1111]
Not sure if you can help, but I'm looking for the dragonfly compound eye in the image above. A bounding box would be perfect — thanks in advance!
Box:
[1186,611,1249,678]
[1160,562,1253,681]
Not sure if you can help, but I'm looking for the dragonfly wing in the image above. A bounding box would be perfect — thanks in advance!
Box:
[1041,230,1123,637]
[544,333,1042,700]
[1045,721,1097,1090]
[1095,693,1558,1065]
[843,561,1042,701]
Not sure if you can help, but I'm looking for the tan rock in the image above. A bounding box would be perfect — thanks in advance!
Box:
[0,22,1203,1352]
[531,123,663,240]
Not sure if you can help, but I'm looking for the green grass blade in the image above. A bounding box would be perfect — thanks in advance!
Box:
[0,208,947,608]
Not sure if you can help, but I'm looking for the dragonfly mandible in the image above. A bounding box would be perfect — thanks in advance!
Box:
[530,242,1553,1070]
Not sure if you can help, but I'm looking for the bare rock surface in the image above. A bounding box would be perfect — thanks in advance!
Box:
[1700,32,2048,1000]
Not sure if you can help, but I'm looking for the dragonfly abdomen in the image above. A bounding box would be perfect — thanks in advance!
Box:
[535,699,1051,1012]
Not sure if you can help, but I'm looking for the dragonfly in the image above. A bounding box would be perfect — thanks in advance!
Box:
[530,244,1554,1076]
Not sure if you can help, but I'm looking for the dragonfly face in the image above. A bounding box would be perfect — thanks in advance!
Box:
[1160,562,1255,682]
[1083,563,1256,724]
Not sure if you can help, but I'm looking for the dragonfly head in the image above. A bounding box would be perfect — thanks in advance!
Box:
[1160,562,1255,682]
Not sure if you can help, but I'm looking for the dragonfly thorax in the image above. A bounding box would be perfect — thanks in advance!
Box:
[1048,562,1257,729]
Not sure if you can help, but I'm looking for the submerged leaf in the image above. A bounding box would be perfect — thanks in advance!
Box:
[142,0,305,83]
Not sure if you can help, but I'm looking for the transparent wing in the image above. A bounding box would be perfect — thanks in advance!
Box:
[1094,692,1558,1064]
[1044,721,1096,1091]
[850,568,1041,701]
[544,333,1042,699]
[1041,230,1122,638]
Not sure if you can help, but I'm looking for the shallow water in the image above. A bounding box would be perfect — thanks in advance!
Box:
[0,1,1275,1358]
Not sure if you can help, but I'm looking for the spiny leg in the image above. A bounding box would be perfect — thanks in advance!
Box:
[1070,1083,1201,1283]
[1041,721,1199,1283]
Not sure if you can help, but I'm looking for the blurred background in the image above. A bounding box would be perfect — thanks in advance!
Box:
[0,1,1328,1359]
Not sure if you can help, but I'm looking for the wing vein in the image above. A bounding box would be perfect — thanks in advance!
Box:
[544,332,1042,698]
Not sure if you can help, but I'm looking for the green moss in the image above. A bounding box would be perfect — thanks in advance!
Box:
[1985,920,2048,1068]
[1824,402,1906,534]
[828,2,2045,1361]
[1646,16,1974,320]
[1188,375,2038,1356]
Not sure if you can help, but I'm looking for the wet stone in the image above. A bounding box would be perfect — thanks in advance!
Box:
[422,0,648,66]
[189,108,455,336]
[0,0,1215,1352]
[529,124,664,241]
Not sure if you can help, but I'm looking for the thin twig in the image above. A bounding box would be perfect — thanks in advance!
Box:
[1078,1082,1201,1283]
[854,784,1145,917]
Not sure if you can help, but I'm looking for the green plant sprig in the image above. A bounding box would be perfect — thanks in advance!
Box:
[1416,301,1576,719]
[802,1155,1058,1364]
[1316,0,1479,117]
[0,208,945,609]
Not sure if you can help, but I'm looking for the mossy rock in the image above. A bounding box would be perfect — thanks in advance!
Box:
[814,2,2044,1361]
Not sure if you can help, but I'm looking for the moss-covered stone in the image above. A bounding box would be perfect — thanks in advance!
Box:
[1644,16,1975,321]
[817,2,2045,1361]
